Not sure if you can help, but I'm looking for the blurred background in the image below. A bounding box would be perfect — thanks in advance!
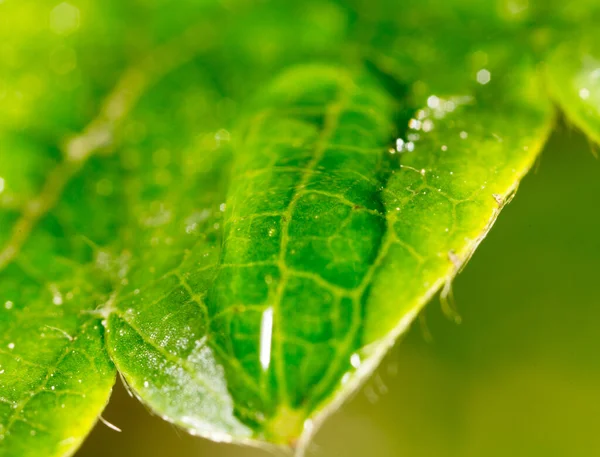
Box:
[76,125,600,456]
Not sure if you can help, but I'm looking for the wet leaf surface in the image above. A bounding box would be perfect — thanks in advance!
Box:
[0,1,598,455]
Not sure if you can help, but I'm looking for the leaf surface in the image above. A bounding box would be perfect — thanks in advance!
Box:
[0,0,581,455]
[106,59,553,451]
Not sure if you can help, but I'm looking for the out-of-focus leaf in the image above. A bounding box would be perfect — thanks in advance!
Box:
[546,34,600,145]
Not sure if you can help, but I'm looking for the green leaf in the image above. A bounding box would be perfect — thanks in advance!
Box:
[0,143,117,456]
[0,0,579,455]
[104,57,553,451]
[1,2,352,454]
[546,33,600,146]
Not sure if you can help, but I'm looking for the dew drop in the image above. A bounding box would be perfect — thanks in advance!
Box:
[4,301,13,310]
[259,307,274,371]
[408,119,422,130]
[477,69,491,85]
[350,353,361,369]
[395,138,405,152]
[214,129,231,146]
[427,95,440,109]
[422,119,434,132]
[50,2,80,36]
[579,88,591,100]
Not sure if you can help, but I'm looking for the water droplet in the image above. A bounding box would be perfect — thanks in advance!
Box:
[427,95,440,109]
[50,2,81,36]
[143,381,149,388]
[460,131,468,139]
[350,353,361,369]
[7,343,14,350]
[219,203,226,212]
[422,119,434,132]
[0,177,5,194]
[303,419,314,434]
[4,301,13,310]
[477,69,491,85]
[579,88,591,100]
[408,119,422,130]
[214,129,231,146]
[185,222,198,234]
[259,307,274,371]
[395,138,405,152]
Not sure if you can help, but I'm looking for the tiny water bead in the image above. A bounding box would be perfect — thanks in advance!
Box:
[50,2,81,36]
[476,68,491,85]
[52,290,63,306]
[574,57,600,108]
[350,353,361,369]
[4,300,13,310]
[259,307,274,371]
[395,95,472,155]
[214,129,231,147]
[395,139,415,153]
[580,88,590,100]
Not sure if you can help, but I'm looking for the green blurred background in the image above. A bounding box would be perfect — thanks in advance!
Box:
[74,126,600,456]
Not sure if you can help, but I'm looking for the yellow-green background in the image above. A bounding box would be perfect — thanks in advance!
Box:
[76,126,600,456]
